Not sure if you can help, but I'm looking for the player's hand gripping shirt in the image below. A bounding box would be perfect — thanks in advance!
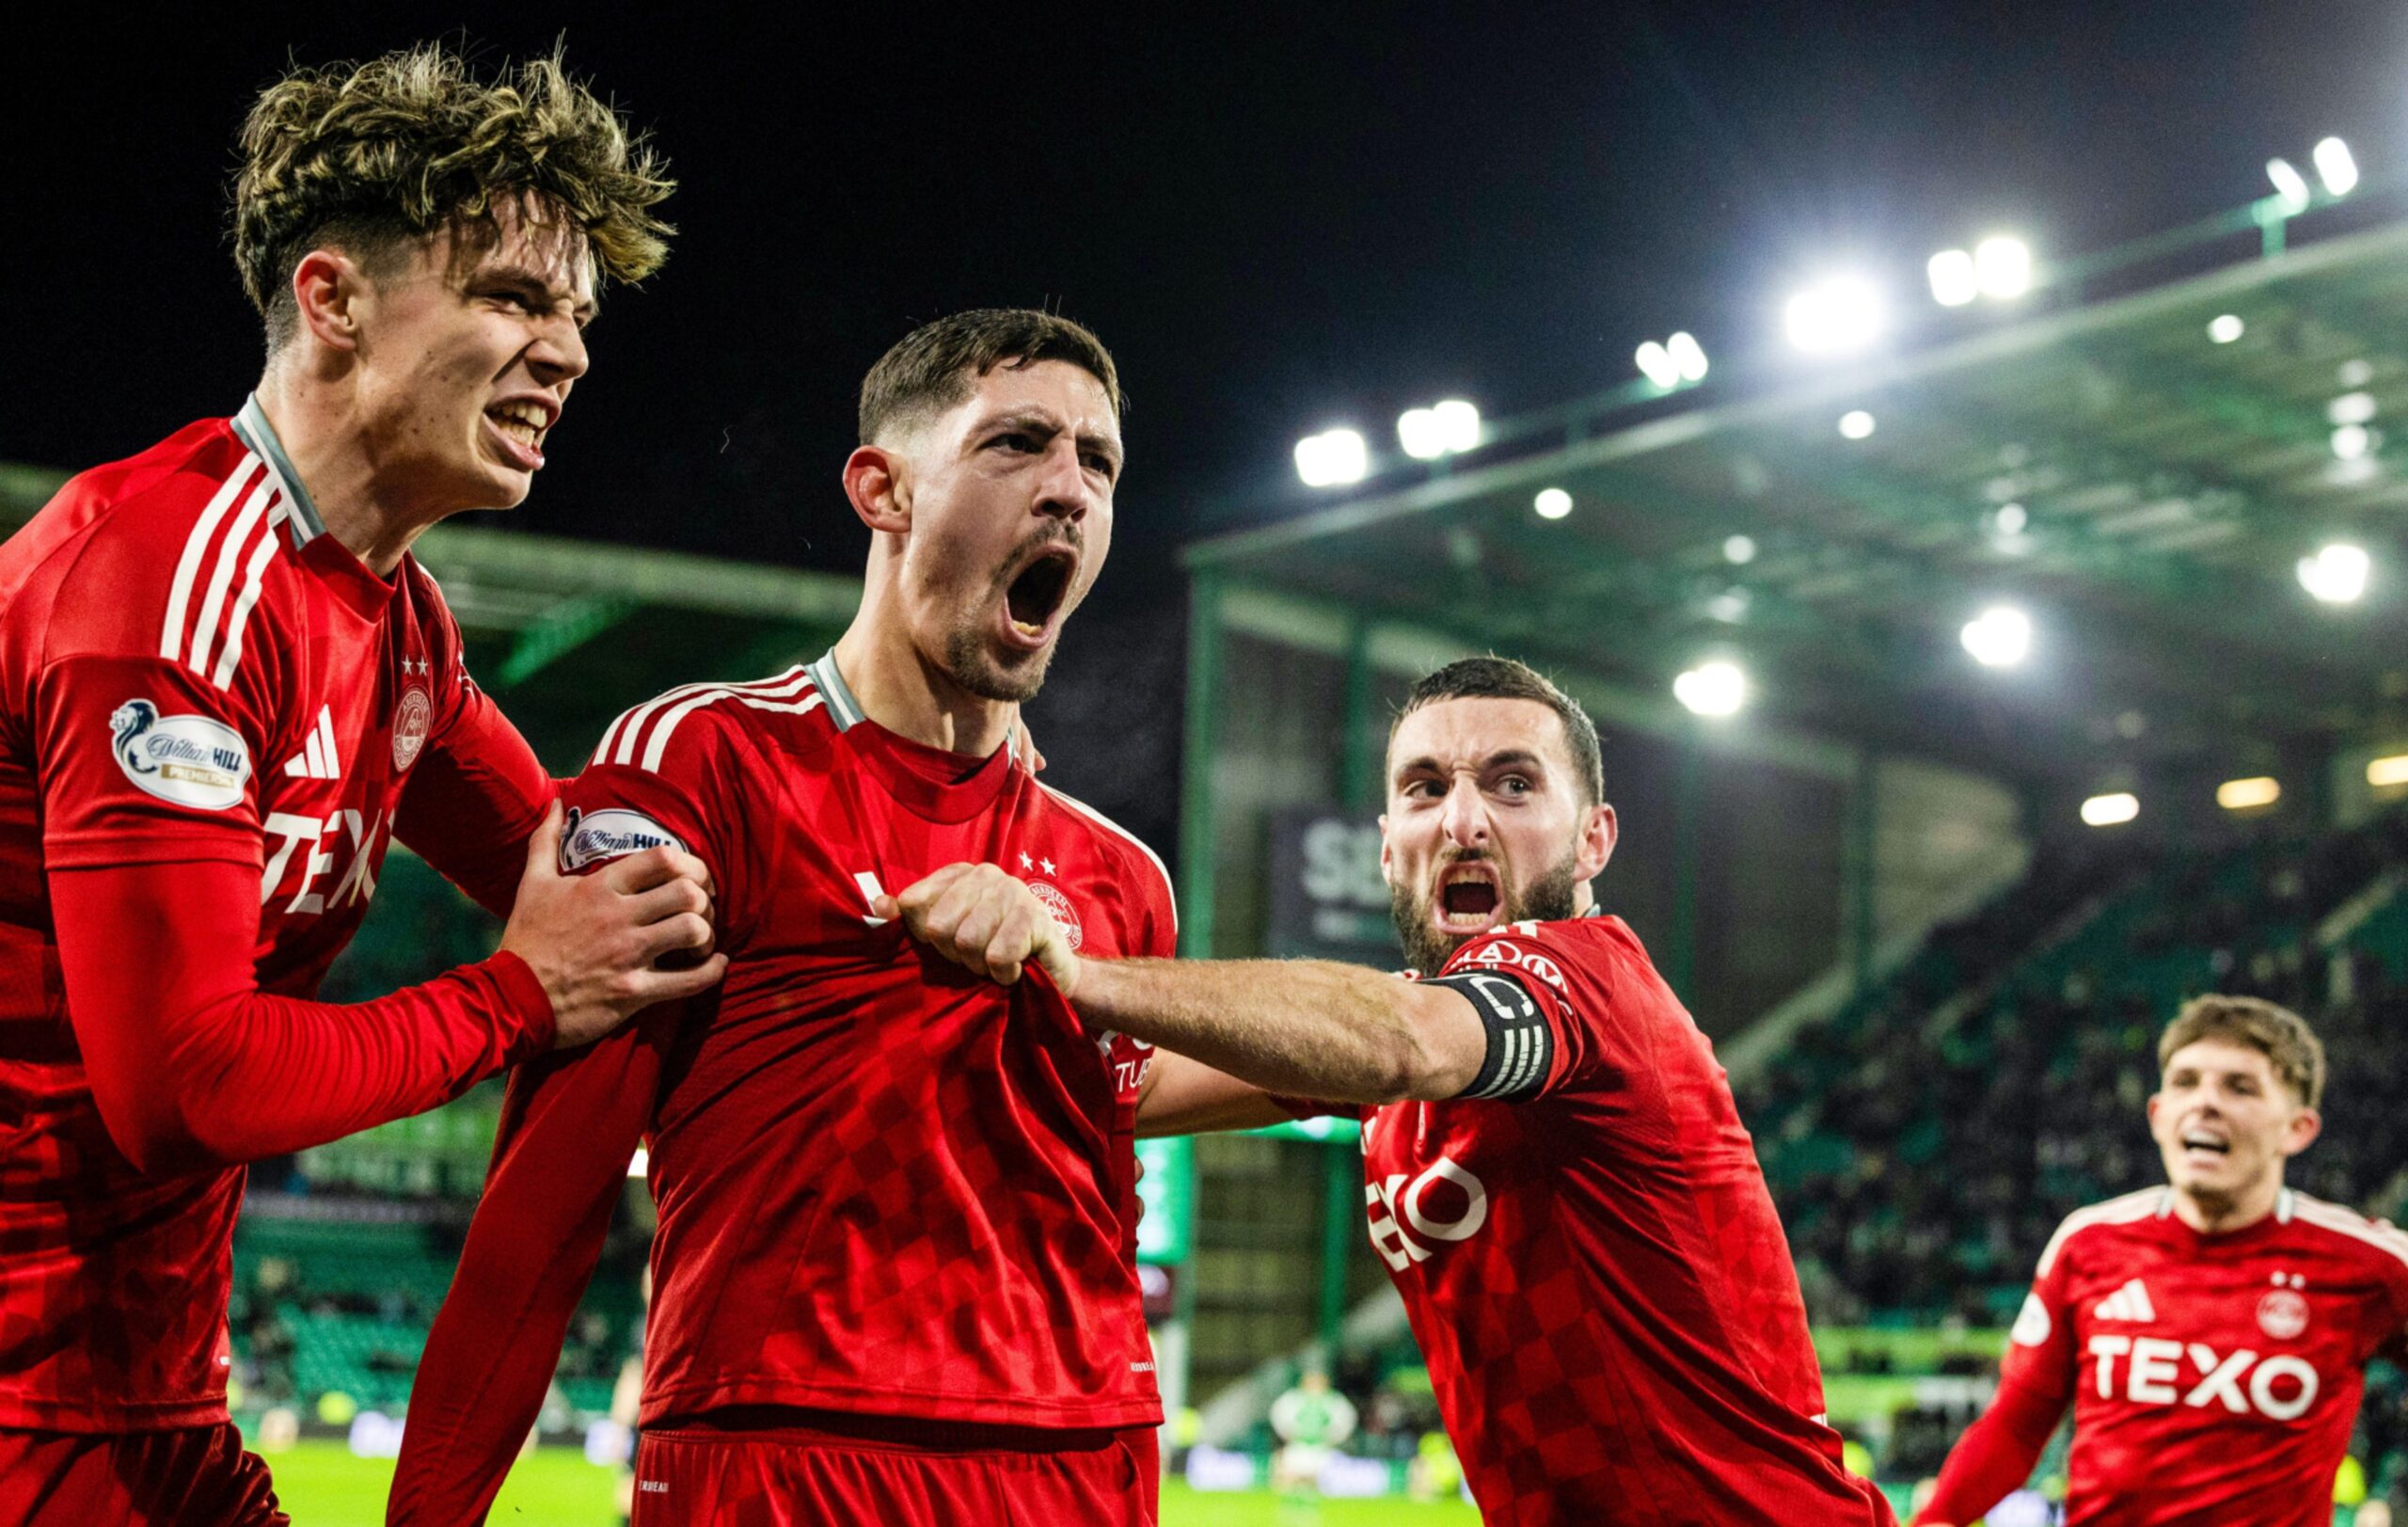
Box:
[1921,1186,2408,1527]
[1362,915,1893,1527]
[388,655,1174,1526]
[0,405,554,1432]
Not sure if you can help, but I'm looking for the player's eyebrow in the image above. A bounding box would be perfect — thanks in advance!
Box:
[978,409,1124,473]
[479,262,599,326]
[1392,748,1548,783]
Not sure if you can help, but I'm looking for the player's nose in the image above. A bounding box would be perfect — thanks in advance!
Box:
[1439,778,1490,848]
[526,315,590,389]
[1032,438,1096,523]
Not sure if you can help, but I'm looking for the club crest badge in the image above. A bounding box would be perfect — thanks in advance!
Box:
[2258,1289,2310,1341]
[390,681,434,771]
[1026,880,1085,952]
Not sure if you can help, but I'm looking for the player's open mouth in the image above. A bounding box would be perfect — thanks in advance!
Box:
[483,398,555,471]
[1000,546,1077,649]
[1434,862,1502,933]
[2180,1130,2231,1162]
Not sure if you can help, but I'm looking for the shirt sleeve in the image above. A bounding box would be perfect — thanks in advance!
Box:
[387,1006,676,1527]
[36,651,275,869]
[557,704,758,943]
[1429,924,1631,1105]
[393,657,553,920]
[50,858,554,1175]
[1915,1246,2077,1524]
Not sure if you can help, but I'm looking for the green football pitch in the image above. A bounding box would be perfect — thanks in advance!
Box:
[263,1439,1483,1524]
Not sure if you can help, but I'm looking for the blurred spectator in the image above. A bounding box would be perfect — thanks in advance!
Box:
[1269,1365,1357,1493]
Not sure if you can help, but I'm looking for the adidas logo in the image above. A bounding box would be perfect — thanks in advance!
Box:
[2094,1279,2157,1323]
[281,706,341,780]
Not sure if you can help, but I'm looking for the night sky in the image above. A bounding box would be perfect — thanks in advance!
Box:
[7,3,2407,846]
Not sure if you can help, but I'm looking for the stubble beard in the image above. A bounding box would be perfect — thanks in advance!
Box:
[1390,843,1583,976]
[940,623,1055,704]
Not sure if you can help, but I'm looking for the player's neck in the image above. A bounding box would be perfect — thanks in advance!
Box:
[251,375,437,580]
[2170,1174,2282,1236]
[829,623,1016,760]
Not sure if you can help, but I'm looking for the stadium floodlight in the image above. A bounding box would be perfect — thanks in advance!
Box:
[1994,502,2029,536]
[2314,136,2359,197]
[2216,776,2282,811]
[1723,533,1758,565]
[1533,487,1574,519]
[1635,342,1681,390]
[1783,276,1885,355]
[1398,399,1482,459]
[2208,314,2245,344]
[1666,332,1709,382]
[1973,236,2034,300]
[2368,755,2408,788]
[2266,157,2312,213]
[1294,427,1370,487]
[2331,423,2373,461]
[1672,660,1747,718]
[2297,542,2371,604]
[2330,391,2378,426]
[2080,792,2140,827]
[1837,410,1877,440]
[1959,604,2033,668]
[1927,248,1977,307]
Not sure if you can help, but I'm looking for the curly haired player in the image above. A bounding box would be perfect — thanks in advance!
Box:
[0,45,721,1526]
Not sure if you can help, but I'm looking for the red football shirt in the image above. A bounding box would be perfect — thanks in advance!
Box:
[1938,1186,2408,1526]
[389,654,1176,1525]
[0,403,554,1432]
[1361,915,1893,1527]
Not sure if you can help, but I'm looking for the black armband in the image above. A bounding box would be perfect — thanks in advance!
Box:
[1424,971,1554,1103]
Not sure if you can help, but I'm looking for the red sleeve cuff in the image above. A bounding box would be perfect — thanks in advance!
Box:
[483,949,556,1058]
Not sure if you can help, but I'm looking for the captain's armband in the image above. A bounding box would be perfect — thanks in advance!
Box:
[1424,970,1554,1103]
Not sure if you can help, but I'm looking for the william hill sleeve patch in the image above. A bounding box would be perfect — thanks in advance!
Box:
[559,806,687,874]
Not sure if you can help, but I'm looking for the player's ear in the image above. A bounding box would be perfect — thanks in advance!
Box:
[843,444,911,535]
[1576,803,1617,880]
[2283,1105,2322,1158]
[290,249,366,356]
[1377,817,1396,886]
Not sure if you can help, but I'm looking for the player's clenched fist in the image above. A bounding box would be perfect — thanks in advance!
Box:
[880,862,1085,994]
[500,800,729,1047]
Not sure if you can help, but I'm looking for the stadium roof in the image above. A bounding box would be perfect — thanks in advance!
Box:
[1185,219,2408,786]
[0,469,859,769]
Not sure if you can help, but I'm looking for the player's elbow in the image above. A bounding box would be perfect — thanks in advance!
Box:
[87,1073,215,1176]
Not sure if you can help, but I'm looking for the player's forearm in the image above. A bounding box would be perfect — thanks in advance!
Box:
[1913,1374,2064,1525]
[388,1019,663,1527]
[1075,956,1470,1104]
[1135,1051,1308,1136]
[55,861,554,1175]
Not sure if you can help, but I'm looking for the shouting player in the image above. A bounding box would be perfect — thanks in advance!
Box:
[389,310,1174,1526]
[1914,996,2408,1527]
[891,657,1895,1526]
[0,48,724,1527]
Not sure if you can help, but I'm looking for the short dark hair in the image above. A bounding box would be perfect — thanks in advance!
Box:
[1391,657,1605,805]
[233,43,675,353]
[859,309,1124,444]
[2159,994,2325,1109]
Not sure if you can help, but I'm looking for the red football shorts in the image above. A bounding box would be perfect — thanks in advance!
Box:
[0,1423,287,1525]
[630,1416,1159,1526]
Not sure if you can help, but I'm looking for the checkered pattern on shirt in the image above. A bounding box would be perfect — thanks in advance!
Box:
[1359,916,1891,1526]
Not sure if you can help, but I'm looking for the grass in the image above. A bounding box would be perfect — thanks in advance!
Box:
[261,1440,1483,1525]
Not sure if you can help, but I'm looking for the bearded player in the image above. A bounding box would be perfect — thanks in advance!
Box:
[0,48,726,1526]
[389,310,1172,1526]
[1915,996,2408,1527]
[892,657,1893,1525]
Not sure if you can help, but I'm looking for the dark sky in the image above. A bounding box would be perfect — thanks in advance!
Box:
[11,1,2406,600]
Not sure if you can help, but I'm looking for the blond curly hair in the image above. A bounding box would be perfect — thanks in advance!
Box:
[232,43,674,349]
